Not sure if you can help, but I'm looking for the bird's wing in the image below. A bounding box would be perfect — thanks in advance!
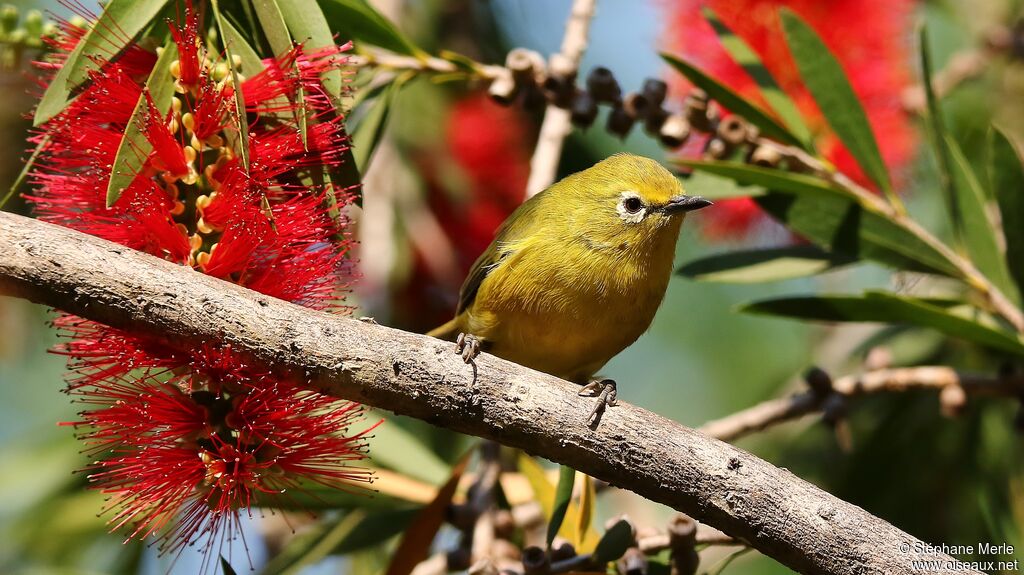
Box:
[456,193,542,314]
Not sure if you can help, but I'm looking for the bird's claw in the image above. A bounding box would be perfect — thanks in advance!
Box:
[456,333,482,363]
[579,378,617,424]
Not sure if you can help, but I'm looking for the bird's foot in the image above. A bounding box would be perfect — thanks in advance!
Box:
[455,333,483,363]
[579,378,618,425]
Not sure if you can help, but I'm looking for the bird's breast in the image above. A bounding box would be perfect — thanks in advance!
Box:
[465,237,675,382]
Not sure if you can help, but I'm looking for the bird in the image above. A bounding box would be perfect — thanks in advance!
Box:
[427,153,712,422]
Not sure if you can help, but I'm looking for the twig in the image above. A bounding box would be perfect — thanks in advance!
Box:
[699,366,1024,442]
[0,211,982,575]
[524,0,597,198]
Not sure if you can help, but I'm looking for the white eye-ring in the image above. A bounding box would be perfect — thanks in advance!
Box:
[617,191,647,223]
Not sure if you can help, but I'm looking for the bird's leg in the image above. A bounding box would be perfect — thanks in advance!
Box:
[579,378,618,424]
[455,332,484,363]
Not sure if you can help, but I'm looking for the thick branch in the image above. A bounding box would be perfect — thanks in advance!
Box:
[0,212,976,575]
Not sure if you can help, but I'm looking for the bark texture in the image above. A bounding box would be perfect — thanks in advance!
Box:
[0,211,975,575]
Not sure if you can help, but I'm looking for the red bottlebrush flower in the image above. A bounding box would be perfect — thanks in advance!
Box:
[662,0,917,238]
[28,2,372,564]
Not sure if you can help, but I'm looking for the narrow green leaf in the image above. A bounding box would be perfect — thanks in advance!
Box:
[260,509,418,575]
[678,159,961,277]
[106,41,178,207]
[701,6,813,149]
[277,0,343,99]
[518,453,555,517]
[661,52,803,148]
[315,0,422,56]
[755,192,960,277]
[252,0,292,56]
[679,246,854,283]
[219,16,265,74]
[780,9,896,202]
[252,0,309,146]
[221,556,239,575]
[211,0,250,172]
[35,0,172,126]
[946,135,1016,299]
[593,519,634,564]
[368,417,451,485]
[680,159,958,276]
[919,26,959,236]
[676,159,853,199]
[2,134,49,209]
[989,127,1024,301]
[352,74,410,171]
[546,466,576,547]
[741,291,1024,355]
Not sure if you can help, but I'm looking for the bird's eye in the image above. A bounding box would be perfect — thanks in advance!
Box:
[623,197,644,214]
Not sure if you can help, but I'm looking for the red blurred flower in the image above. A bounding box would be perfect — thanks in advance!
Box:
[663,0,917,238]
[28,2,372,561]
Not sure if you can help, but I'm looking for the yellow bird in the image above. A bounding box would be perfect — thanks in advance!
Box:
[428,153,711,420]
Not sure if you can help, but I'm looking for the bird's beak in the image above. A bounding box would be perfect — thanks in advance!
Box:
[662,195,713,215]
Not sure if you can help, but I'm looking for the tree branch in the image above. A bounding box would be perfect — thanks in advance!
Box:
[0,211,977,575]
[524,0,596,198]
[700,366,1024,442]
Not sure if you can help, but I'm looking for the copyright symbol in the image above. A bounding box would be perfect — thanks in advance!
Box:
[899,542,911,553]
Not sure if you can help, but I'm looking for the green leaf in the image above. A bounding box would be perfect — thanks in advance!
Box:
[756,192,960,277]
[252,0,309,145]
[368,417,451,485]
[593,519,634,564]
[946,136,1016,299]
[701,6,813,149]
[661,52,804,148]
[780,9,895,202]
[252,0,292,56]
[278,0,343,100]
[212,0,251,172]
[259,509,418,575]
[518,453,555,517]
[989,127,1024,301]
[219,17,264,74]
[919,26,960,237]
[677,159,854,199]
[679,246,854,283]
[221,556,239,575]
[315,0,422,56]
[546,465,576,547]
[2,134,49,209]
[678,160,960,277]
[352,73,410,171]
[34,0,172,126]
[741,291,1024,355]
[106,40,178,207]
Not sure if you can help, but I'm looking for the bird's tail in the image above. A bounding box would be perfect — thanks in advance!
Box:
[426,317,461,341]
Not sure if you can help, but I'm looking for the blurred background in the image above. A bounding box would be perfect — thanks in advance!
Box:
[1,0,1023,573]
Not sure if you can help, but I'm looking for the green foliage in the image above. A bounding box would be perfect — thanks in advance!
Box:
[593,519,634,564]
[106,40,179,207]
[700,6,813,149]
[678,246,854,283]
[315,0,423,56]
[661,53,804,149]
[35,0,172,126]
[546,465,576,547]
[989,128,1024,301]
[780,9,896,203]
[740,291,1024,356]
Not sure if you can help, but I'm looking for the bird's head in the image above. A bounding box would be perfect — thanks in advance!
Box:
[551,153,712,251]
